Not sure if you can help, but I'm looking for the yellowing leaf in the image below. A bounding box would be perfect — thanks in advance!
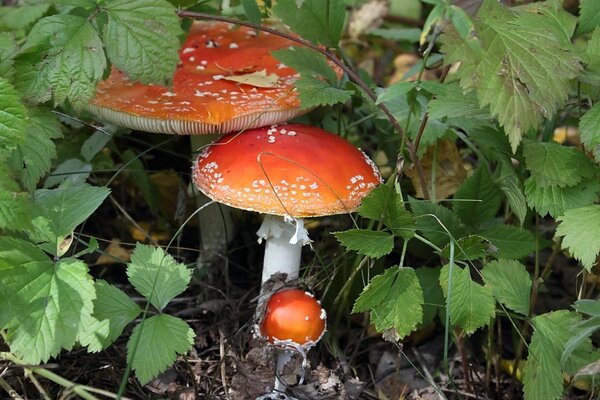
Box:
[222,69,280,88]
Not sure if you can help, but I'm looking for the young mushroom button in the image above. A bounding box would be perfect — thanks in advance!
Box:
[192,123,382,287]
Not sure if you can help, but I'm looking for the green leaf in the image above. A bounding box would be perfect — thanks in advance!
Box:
[128,314,195,384]
[479,225,536,259]
[556,205,600,271]
[79,280,141,352]
[353,267,423,339]
[22,14,107,107]
[523,311,577,400]
[0,4,50,32]
[441,235,487,261]
[368,28,421,43]
[524,177,600,218]
[574,299,600,317]
[577,0,600,35]
[30,184,110,256]
[579,102,600,162]
[376,82,416,105]
[481,259,531,315]
[44,159,92,188]
[415,267,443,326]
[272,47,338,83]
[496,158,527,225]
[439,263,495,334]
[428,83,489,120]
[453,166,502,227]
[410,200,467,248]
[0,237,95,363]
[81,129,113,162]
[127,244,192,311]
[442,0,581,151]
[334,229,395,258]
[0,78,26,152]
[524,141,596,188]
[101,0,182,84]
[13,108,63,192]
[295,75,353,109]
[242,0,262,25]
[0,32,18,79]
[358,184,415,239]
[561,316,599,373]
[272,0,345,47]
[0,191,31,232]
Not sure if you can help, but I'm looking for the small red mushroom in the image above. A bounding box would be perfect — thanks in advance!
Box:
[260,289,326,349]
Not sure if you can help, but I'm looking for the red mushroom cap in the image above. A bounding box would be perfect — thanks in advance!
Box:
[88,21,308,135]
[260,289,326,348]
[192,123,382,217]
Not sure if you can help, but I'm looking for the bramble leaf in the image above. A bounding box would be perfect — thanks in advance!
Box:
[410,200,467,248]
[22,14,106,108]
[0,78,26,152]
[358,184,415,239]
[556,205,600,271]
[0,33,18,78]
[0,191,31,232]
[29,184,110,256]
[439,263,495,334]
[453,166,502,227]
[577,0,600,35]
[415,267,443,326]
[334,229,395,258]
[524,141,596,188]
[524,177,600,218]
[353,267,423,338]
[127,244,192,311]
[479,225,536,259]
[579,102,600,162]
[441,0,580,151]
[272,0,345,47]
[101,0,182,84]
[295,75,353,109]
[128,314,195,384]
[523,311,577,400]
[481,259,531,316]
[79,280,141,352]
[441,235,487,261]
[0,237,95,364]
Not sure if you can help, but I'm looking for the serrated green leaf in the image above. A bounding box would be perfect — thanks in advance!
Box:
[22,14,107,107]
[481,259,531,315]
[0,78,26,152]
[0,237,95,363]
[376,82,416,105]
[574,299,600,317]
[442,0,580,151]
[44,159,92,189]
[272,47,338,83]
[577,0,600,35]
[561,316,599,373]
[0,32,18,78]
[29,184,110,256]
[272,0,345,47]
[242,0,262,25]
[453,166,502,227]
[295,75,354,110]
[428,83,489,120]
[415,267,443,326]
[102,0,182,85]
[441,235,487,261]
[556,205,600,271]
[410,199,467,248]
[479,225,536,259]
[334,229,394,258]
[13,108,62,192]
[353,267,423,338]
[79,280,141,352]
[579,102,600,162]
[127,244,192,311]
[524,141,596,188]
[128,314,195,384]
[496,158,527,225]
[358,184,415,239]
[523,311,577,400]
[524,176,600,218]
[439,263,495,334]
[0,191,31,232]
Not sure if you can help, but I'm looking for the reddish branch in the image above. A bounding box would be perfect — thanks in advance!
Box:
[177,10,431,199]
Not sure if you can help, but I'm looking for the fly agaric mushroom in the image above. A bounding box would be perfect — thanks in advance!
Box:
[89,21,307,135]
[88,21,311,258]
[192,123,382,287]
[259,288,326,392]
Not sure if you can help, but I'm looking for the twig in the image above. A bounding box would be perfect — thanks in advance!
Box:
[219,329,231,400]
[0,376,24,399]
[176,10,431,199]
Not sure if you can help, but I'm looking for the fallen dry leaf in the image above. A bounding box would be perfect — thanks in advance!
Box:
[96,238,132,265]
[348,0,389,40]
[222,70,280,88]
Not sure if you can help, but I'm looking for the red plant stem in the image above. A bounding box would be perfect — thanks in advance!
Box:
[176,10,430,197]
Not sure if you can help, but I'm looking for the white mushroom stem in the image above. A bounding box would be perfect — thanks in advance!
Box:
[256,215,311,285]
